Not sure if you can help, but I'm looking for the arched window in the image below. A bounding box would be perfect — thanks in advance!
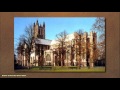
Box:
[46,54,51,61]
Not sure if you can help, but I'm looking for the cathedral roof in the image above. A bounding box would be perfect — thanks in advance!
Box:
[35,38,52,45]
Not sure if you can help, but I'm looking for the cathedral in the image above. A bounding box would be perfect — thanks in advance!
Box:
[16,20,97,68]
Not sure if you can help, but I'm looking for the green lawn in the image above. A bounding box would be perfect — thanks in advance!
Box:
[15,66,105,73]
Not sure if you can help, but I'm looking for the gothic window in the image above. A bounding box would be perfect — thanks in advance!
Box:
[46,54,51,61]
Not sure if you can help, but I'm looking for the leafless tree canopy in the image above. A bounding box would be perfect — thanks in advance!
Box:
[24,24,34,49]
[17,24,34,64]
[56,30,68,66]
[92,17,105,60]
[92,17,105,32]
[92,17,105,41]
[19,35,26,44]
[56,30,68,44]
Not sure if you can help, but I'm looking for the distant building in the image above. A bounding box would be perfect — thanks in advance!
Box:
[16,20,97,68]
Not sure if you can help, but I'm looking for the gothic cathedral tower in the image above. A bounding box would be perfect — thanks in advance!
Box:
[33,20,45,39]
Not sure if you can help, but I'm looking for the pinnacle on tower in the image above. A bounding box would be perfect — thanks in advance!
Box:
[34,22,35,27]
[43,22,45,27]
[36,20,39,25]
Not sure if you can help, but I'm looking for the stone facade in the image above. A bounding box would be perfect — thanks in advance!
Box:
[16,20,97,68]
[44,32,97,67]
[17,20,51,67]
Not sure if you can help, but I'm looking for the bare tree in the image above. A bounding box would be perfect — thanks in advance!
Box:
[92,17,105,41]
[74,29,84,68]
[92,17,105,61]
[16,36,25,58]
[17,24,34,68]
[56,30,68,67]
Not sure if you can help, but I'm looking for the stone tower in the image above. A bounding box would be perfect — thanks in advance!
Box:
[33,20,45,39]
[82,32,88,67]
[89,31,97,67]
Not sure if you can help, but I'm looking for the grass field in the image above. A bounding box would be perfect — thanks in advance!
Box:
[15,66,105,73]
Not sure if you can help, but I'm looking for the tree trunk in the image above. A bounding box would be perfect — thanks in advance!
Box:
[28,52,31,69]
[61,54,63,67]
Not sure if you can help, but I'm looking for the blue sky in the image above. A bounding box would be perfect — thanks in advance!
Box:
[14,17,97,49]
